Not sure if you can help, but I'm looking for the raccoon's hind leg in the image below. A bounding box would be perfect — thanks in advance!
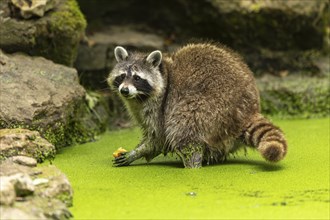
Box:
[243,114,287,162]
[175,144,203,168]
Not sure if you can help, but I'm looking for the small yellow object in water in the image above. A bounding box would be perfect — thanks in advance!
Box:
[113,147,128,158]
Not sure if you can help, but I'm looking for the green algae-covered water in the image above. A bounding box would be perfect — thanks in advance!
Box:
[52,118,329,219]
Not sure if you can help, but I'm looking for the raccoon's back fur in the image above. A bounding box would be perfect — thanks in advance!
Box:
[109,43,287,168]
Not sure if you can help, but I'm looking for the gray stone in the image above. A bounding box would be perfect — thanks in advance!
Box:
[91,26,164,50]
[33,178,49,186]
[31,197,72,219]
[0,159,73,219]
[0,129,55,162]
[0,160,33,177]
[0,0,86,66]
[0,50,106,148]
[34,165,73,206]
[0,16,36,52]
[0,177,16,205]
[0,207,45,220]
[10,0,60,19]
[75,26,164,72]
[7,173,35,196]
[210,0,326,14]
[11,196,72,219]
[76,0,328,78]
[0,159,38,177]
[257,75,330,118]
[75,43,109,71]
[10,155,38,167]
[78,0,328,51]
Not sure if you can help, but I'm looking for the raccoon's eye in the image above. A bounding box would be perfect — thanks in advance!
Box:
[133,75,141,81]
[119,74,126,80]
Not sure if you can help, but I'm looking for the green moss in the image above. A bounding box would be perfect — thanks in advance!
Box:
[1,121,66,150]
[33,165,73,206]
[55,192,73,207]
[35,165,62,179]
[50,0,87,33]
[33,143,56,163]
[52,118,330,219]
[34,0,87,66]
[38,107,96,148]
[0,128,56,162]
[42,93,108,147]
[0,92,108,150]
[258,76,330,119]
[0,128,31,136]
[41,122,69,147]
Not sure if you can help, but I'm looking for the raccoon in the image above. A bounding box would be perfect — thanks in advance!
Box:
[108,43,287,168]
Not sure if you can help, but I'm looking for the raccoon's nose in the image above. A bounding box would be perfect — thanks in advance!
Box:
[120,87,130,96]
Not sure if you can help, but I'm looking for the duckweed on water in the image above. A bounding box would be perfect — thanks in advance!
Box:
[52,118,329,219]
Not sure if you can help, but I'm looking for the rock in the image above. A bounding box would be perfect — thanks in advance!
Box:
[34,165,73,206]
[78,0,328,51]
[10,0,60,19]
[0,160,33,176]
[77,0,328,76]
[244,49,324,77]
[0,50,106,148]
[76,27,162,64]
[7,173,35,196]
[0,129,55,162]
[0,207,44,220]
[75,91,110,136]
[0,159,73,219]
[10,155,38,167]
[89,26,164,50]
[75,43,109,73]
[33,178,49,186]
[24,197,73,219]
[13,196,73,219]
[76,26,164,71]
[0,0,86,66]
[257,75,330,118]
[0,177,16,205]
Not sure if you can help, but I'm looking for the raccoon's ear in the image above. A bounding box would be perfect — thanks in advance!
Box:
[114,46,128,62]
[146,50,162,67]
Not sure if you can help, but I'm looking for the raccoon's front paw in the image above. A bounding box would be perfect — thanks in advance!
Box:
[113,152,133,167]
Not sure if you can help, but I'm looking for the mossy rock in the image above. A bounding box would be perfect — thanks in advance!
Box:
[0,0,86,66]
[258,75,330,119]
[76,0,328,76]
[77,0,328,51]
[0,50,108,148]
[34,0,87,66]
[0,160,73,219]
[0,128,56,163]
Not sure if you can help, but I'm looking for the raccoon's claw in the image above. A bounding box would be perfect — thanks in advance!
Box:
[113,152,131,167]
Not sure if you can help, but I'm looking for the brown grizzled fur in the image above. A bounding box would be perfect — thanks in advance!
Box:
[108,43,287,168]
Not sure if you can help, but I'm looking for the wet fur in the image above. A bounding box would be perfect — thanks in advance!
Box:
[109,43,287,167]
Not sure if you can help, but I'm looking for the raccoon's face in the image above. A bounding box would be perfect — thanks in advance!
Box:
[108,46,164,101]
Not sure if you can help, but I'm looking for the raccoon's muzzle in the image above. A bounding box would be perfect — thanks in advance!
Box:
[120,87,130,96]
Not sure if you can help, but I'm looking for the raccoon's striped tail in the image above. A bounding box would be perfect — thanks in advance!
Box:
[244,114,287,162]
